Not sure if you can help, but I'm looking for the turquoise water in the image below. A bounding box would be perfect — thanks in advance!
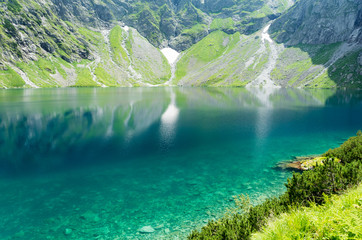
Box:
[0,87,361,239]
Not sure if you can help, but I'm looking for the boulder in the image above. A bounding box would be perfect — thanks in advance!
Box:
[138,226,155,233]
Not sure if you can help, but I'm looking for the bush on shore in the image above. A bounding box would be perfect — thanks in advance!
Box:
[189,131,362,239]
[252,184,362,240]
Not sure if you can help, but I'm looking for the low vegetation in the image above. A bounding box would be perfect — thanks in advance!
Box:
[252,184,362,240]
[0,66,25,88]
[189,131,362,239]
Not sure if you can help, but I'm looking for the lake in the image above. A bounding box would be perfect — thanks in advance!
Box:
[0,87,361,239]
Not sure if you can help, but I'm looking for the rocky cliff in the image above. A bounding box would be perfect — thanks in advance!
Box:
[0,0,361,89]
[270,0,362,45]
[172,0,362,88]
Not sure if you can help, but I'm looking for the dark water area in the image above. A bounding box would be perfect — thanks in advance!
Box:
[0,87,361,239]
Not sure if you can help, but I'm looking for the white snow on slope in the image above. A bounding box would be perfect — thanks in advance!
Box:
[161,48,180,65]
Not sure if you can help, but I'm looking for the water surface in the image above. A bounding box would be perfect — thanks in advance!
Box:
[0,87,361,239]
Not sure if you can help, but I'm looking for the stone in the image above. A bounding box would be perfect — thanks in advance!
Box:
[138,226,155,233]
[80,211,100,222]
[40,42,55,53]
[358,52,362,66]
[154,224,164,229]
[64,228,72,235]
[0,63,8,71]
[164,228,170,233]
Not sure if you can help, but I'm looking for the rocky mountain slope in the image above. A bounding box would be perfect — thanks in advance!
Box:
[173,0,362,88]
[270,0,362,45]
[0,0,361,89]
[0,0,171,88]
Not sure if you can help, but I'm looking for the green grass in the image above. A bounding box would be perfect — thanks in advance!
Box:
[175,31,236,82]
[248,4,273,18]
[78,27,103,45]
[109,26,130,67]
[35,59,56,74]
[0,66,25,88]
[271,43,342,87]
[189,132,362,239]
[7,0,22,14]
[181,24,208,37]
[327,51,362,88]
[73,67,99,87]
[252,184,362,240]
[94,65,119,86]
[15,58,72,88]
[210,18,235,32]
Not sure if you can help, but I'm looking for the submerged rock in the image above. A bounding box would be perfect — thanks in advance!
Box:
[138,226,155,233]
[275,156,341,171]
[154,224,164,229]
[64,228,72,235]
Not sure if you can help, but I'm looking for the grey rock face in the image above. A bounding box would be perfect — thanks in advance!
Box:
[270,0,362,45]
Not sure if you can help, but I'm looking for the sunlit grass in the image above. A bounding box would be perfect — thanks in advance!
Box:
[252,184,362,240]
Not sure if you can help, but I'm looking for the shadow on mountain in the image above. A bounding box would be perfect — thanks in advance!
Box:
[275,43,362,89]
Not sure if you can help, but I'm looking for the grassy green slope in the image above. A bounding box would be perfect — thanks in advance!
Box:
[174,30,265,86]
[252,184,362,240]
[0,23,171,88]
[271,43,362,88]
[0,66,25,88]
[109,26,131,68]
[128,28,171,85]
[174,27,361,88]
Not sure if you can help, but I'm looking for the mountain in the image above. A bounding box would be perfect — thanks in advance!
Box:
[0,0,172,88]
[173,0,362,88]
[0,0,361,89]
[270,0,362,45]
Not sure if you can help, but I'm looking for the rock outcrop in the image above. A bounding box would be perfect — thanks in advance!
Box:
[270,0,362,45]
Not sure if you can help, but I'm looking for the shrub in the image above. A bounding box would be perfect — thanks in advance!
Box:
[189,131,362,239]
[252,184,362,240]
[323,130,362,164]
[3,18,17,37]
[7,0,22,14]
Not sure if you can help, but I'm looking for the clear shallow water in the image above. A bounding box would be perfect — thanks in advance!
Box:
[0,87,361,239]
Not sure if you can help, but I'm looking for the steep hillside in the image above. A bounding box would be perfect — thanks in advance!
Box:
[0,0,171,88]
[173,30,268,87]
[0,0,295,88]
[1,0,295,52]
[269,0,362,88]
[269,0,362,45]
[173,0,362,88]
[0,0,360,89]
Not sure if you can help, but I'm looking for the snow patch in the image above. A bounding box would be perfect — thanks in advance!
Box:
[247,23,281,88]
[122,26,129,32]
[261,24,273,43]
[161,48,180,65]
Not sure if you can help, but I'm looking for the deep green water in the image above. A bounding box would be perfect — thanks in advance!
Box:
[0,87,361,239]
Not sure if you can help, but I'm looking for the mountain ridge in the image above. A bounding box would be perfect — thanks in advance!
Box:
[0,0,361,89]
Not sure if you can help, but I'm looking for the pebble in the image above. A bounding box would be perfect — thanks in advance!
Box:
[64,228,72,235]
[138,226,155,233]
[154,224,164,229]
[164,228,170,233]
